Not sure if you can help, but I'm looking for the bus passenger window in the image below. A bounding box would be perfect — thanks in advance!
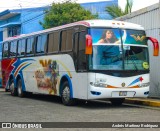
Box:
[18,39,26,56]
[48,32,59,53]
[36,34,47,54]
[26,37,35,55]
[61,31,67,51]
[3,42,9,58]
[10,41,17,57]
[66,29,73,51]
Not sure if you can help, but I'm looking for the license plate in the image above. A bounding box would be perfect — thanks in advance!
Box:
[119,91,127,96]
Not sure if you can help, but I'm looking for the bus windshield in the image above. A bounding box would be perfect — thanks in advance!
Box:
[88,28,149,71]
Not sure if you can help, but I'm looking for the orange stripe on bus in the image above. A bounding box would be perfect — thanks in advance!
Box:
[107,85,118,88]
[14,63,26,77]
[129,85,140,88]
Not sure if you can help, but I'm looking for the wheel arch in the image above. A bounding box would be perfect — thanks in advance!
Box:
[59,74,73,98]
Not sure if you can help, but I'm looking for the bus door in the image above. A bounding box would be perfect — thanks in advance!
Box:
[72,30,88,99]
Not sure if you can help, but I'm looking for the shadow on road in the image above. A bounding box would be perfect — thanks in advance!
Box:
[2,91,140,109]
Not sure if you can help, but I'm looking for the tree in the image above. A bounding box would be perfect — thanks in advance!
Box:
[40,0,98,29]
[105,0,133,19]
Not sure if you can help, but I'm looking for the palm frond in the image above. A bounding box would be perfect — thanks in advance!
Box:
[106,0,133,18]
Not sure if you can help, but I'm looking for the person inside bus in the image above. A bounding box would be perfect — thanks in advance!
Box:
[98,29,120,44]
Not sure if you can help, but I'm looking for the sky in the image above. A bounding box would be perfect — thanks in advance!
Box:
[0,0,159,12]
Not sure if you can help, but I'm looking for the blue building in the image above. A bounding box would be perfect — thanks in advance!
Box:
[0,6,49,42]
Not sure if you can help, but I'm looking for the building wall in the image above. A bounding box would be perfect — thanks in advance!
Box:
[116,3,160,98]
[20,7,47,34]
[81,0,118,19]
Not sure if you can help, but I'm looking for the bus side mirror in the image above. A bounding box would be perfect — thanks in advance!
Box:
[147,37,159,56]
[85,35,92,55]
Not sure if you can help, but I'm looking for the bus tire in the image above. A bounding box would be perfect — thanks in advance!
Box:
[110,98,125,106]
[9,79,17,96]
[17,79,25,97]
[5,88,10,92]
[61,81,75,106]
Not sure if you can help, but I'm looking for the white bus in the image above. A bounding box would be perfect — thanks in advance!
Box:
[1,20,159,106]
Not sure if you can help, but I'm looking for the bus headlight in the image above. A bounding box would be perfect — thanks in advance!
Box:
[138,82,150,88]
[90,82,107,87]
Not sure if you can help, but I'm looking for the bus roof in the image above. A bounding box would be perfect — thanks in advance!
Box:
[85,20,144,30]
[3,20,144,42]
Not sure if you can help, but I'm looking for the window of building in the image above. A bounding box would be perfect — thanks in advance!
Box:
[18,39,26,56]
[26,37,35,55]
[8,26,21,37]
[36,34,47,54]
[48,32,59,53]
[10,41,17,57]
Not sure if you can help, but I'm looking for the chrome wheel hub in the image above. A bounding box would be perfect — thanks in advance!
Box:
[62,86,70,102]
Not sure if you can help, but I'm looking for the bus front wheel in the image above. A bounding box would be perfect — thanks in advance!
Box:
[110,98,125,106]
[61,81,75,106]
[17,79,25,97]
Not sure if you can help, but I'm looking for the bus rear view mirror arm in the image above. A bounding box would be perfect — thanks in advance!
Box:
[147,37,159,56]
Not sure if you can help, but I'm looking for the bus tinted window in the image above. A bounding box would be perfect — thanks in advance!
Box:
[48,32,59,53]
[36,34,47,54]
[18,39,26,56]
[66,29,73,50]
[10,41,17,57]
[26,37,35,55]
[3,42,9,58]
[78,31,87,71]
[61,31,67,51]
[61,29,73,51]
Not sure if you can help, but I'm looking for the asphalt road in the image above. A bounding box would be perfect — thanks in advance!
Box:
[0,90,159,123]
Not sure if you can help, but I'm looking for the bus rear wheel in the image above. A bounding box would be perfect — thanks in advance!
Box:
[9,79,17,96]
[17,79,25,97]
[110,98,125,106]
[61,81,75,106]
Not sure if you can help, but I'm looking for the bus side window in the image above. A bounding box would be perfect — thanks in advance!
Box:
[36,34,47,54]
[10,41,17,57]
[3,42,9,58]
[61,30,67,51]
[48,32,59,53]
[18,39,26,56]
[26,37,35,55]
[66,29,73,51]
[78,31,87,71]
[61,29,73,52]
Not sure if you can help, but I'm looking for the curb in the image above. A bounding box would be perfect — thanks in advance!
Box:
[0,88,5,92]
[125,98,160,107]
